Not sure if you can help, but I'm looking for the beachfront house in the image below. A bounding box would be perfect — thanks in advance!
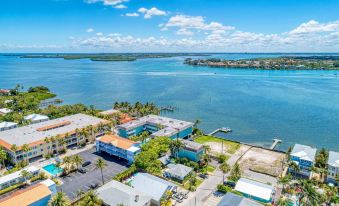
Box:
[0,121,17,131]
[290,144,317,178]
[96,134,141,164]
[117,115,193,139]
[0,113,109,163]
[178,139,205,162]
[24,114,49,124]
[327,151,339,185]
[0,179,56,206]
[97,180,152,206]
[131,173,177,206]
[164,163,193,182]
[0,108,12,116]
[217,192,263,206]
[234,178,274,203]
[0,166,40,190]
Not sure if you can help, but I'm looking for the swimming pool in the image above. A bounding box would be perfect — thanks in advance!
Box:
[43,163,63,176]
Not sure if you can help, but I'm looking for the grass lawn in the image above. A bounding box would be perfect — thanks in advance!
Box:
[183,178,203,190]
[194,135,240,154]
[207,165,216,173]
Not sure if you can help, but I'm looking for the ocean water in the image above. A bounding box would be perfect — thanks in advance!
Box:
[1,54,339,151]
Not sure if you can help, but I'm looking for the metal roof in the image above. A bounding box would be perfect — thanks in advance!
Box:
[291,144,317,162]
[328,151,339,167]
[234,178,273,202]
[217,192,263,206]
[166,163,193,179]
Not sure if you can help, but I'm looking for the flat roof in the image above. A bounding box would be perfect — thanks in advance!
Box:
[234,178,273,202]
[24,114,49,121]
[97,180,152,206]
[0,122,17,129]
[328,151,339,167]
[118,115,193,136]
[291,144,317,162]
[0,183,51,206]
[98,134,138,150]
[0,113,109,148]
[217,192,262,206]
[0,166,39,185]
[181,139,204,151]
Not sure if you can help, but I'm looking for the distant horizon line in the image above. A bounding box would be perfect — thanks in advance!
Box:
[1,52,339,54]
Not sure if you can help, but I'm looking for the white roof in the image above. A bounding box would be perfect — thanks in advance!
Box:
[234,178,273,202]
[99,109,119,115]
[24,114,49,121]
[0,166,39,185]
[0,122,17,129]
[0,108,12,114]
[291,144,316,162]
[328,151,339,167]
[127,146,141,153]
[40,179,56,187]
[0,113,106,147]
[97,180,151,206]
[166,163,193,179]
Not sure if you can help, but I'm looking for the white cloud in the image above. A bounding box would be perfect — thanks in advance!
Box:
[86,28,94,33]
[85,0,128,7]
[114,4,127,9]
[138,7,167,19]
[176,28,194,36]
[290,20,339,34]
[125,12,139,17]
[96,32,103,36]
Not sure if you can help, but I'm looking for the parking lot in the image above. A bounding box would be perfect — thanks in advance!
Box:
[57,147,128,199]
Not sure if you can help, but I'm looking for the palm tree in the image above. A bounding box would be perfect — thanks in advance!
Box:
[20,170,32,185]
[78,190,103,206]
[62,156,72,174]
[288,161,300,178]
[55,135,62,154]
[72,155,83,169]
[10,144,18,163]
[278,174,291,192]
[169,139,184,159]
[219,162,231,183]
[0,148,7,169]
[276,196,290,206]
[201,153,211,167]
[44,137,50,155]
[298,179,320,206]
[50,136,56,154]
[48,191,71,206]
[76,189,85,199]
[22,144,30,163]
[230,163,242,181]
[95,158,107,185]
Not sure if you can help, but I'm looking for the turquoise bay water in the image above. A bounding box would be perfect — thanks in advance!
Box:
[1,54,339,150]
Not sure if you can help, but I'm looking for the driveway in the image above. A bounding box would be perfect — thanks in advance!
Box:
[57,148,128,199]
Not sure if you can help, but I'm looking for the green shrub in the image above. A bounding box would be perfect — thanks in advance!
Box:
[216,184,232,193]
[0,183,25,195]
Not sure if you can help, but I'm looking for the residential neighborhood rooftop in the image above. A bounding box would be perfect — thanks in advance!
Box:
[166,163,193,179]
[0,122,17,129]
[0,166,39,185]
[328,151,339,167]
[234,178,274,202]
[98,134,138,150]
[291,144,317,162]
[24,114,49,122]
[98,109,119,115]
[181,139,204,151]
[0,113,108,148]
[217,192,263,206]
[97,180,152,206]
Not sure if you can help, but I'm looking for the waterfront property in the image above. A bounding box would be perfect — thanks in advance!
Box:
[117,115,193,139]
[96,134,141,164]
[0,113,109,163]
[23,114,49,124]
[164,163,193,182]
[289,144,317,178]
[327,151,339,184]
[0,122,17,131]
[0,108,12,116]
[178,139,205,162]
[217,192,263,206]
[0,166,40,190]
[0,179,56,206]
[97,180,152,206]
[234,178,274,203]
[130,173,177,206]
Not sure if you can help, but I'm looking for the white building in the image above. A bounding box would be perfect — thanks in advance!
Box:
[327,151,339,184]
[24,114,49,124]
[0,166,40,190]
[234,178,274,203]
[290,144,317,177]
[0,108,12,116]
[0,121,18,131]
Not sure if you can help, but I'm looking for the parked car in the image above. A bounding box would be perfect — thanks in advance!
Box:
[78,168,87,173]
[223,181,236,188]
[82,161,91,167]
[199,174,208,179]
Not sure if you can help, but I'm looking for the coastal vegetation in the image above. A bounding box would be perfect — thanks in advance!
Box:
[185,56,339,70]
[194,135,240,154]
[113,101,160,117]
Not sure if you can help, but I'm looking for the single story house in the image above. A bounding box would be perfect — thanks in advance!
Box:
[0,121,17,131]
[164,163,193,182]
[0,166,40,190]
[97,180,152,206]
[234,178,274,203]
[24,114,49,124]
[217,192,263,206]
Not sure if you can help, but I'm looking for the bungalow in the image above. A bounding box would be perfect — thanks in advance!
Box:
[96,134,141,164]
[0,179,56,206]
[24,114,49,124]
[178,140,205,162]
[131,173,177,206]
[0,122,17,131]
[217,192,263,206]
[327,151,339,185]
[234,178,274,203]
[164,163,193,182]
[97,180,152,206]
[0,166,40,190]
[0,108,12,116]
[290,144,317,178]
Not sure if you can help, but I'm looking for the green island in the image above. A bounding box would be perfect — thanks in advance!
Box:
[5,53,210,62]
[184,56,339,70]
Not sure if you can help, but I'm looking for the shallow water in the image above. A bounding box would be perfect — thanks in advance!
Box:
[1,54,339,151]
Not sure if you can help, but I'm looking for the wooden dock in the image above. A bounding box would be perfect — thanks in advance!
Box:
[208,127,232,136]
[160,105,176,112]
[270,138,282,150]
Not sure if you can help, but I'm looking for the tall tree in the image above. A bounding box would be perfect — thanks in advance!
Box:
[10,144,18,163]
[20,170,32,185]
[22,144,30,163]
[78,190,103,206]
[278,174,291,192]
[169,139,184,159]
[219,162,231,183]
[48,191,71,206]
[72,155,83,169]
[95,158,107,185]
[0,148,7,169]
[230,163,242,181]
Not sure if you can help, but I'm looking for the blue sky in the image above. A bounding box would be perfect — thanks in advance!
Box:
[1,0,339,52]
